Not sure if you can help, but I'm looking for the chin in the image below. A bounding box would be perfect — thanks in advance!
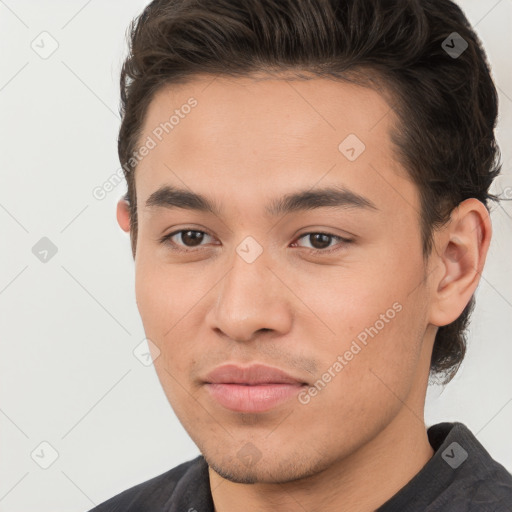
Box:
[203,449,325,485]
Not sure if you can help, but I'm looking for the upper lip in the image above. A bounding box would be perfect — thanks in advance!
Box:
[203,364,306,385]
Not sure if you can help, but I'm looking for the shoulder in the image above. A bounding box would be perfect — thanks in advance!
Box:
[430,422,512,509]
[87,455,209,512]
[378,422,512,511]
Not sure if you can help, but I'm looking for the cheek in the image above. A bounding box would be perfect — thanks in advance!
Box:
[297,253,427,386]
[135,268,168,334]
[134,264,196,409]
[135,265,182,374]
[290,263,410,346]
[300,295,426,438]
[135,253,191,331]
[134,256,208,377]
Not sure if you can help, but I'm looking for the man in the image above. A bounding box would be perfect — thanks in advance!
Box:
[90,0,512,510]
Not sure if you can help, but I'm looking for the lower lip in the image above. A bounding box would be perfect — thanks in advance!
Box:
[205,383,305,413]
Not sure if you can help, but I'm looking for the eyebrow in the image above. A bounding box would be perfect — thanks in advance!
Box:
[144,184,378,217]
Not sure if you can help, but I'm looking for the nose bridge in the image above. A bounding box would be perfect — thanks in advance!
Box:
[210,244,292,342]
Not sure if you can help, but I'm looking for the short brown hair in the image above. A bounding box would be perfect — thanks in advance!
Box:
[117,0,502,385]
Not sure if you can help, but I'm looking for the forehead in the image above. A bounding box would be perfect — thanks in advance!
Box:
[134,73,415,215]
[143,73,395,154]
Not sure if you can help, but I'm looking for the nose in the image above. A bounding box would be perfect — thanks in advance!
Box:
[206,250,293,343]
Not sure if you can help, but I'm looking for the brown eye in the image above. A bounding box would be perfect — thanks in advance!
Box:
[178,230,206,247]
[293,232,352,254]
[306,233,332,250]
[160,229,214,251]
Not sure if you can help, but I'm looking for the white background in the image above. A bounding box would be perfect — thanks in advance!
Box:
[0,1,511,511]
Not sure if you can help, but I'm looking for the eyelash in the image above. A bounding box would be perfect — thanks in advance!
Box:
[158,229,352,255]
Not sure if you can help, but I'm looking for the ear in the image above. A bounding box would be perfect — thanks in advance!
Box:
[428,198,492,327]
[116,196,131,233]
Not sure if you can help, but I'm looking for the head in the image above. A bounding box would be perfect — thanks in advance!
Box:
[115,0,500,484]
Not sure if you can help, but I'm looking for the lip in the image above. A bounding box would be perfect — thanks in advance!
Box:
[203,364,308,413]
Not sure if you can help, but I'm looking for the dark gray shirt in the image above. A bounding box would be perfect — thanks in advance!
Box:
[88,422,512,511]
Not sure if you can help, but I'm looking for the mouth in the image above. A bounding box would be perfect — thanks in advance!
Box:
[203,363,309,413]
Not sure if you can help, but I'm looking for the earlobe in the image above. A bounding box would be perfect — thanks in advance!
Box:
[116,197,131,233]
[429,198,492,327]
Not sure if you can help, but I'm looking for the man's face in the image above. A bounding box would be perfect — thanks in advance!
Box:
[127,74,437,483]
